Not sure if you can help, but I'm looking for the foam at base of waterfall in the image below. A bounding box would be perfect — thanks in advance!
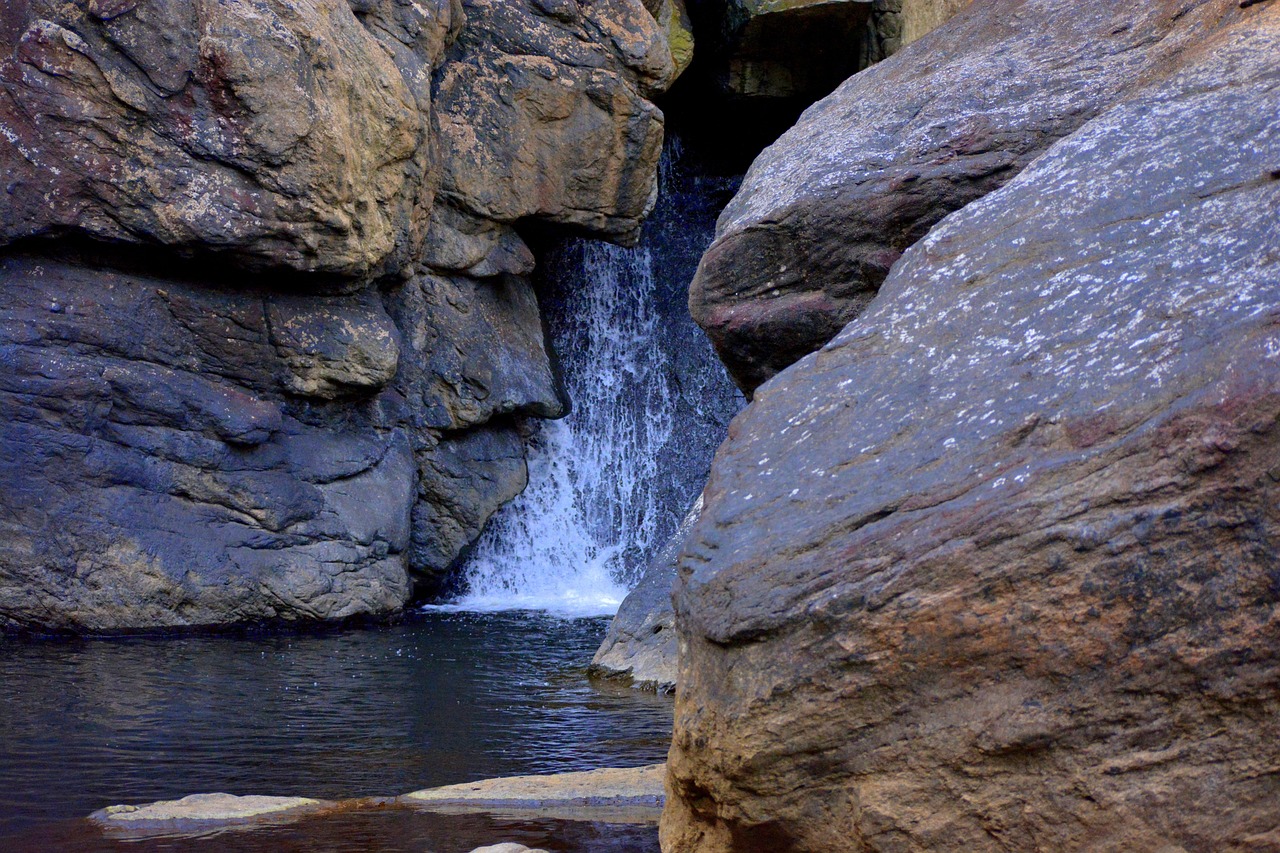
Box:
[421,588,626,620]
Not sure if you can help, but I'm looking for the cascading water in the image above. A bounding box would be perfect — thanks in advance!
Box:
[445,136,744,617]
[454,242,676,615]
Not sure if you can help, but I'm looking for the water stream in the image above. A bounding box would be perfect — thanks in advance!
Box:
[449,138,744,617]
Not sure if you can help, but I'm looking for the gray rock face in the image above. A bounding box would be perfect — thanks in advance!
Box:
[591,497,703,691]
[0,0,678,631]
[665,4,1280,851]
[690,0,1238,393]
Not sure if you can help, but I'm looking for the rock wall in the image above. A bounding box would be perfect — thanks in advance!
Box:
[665,0,1280,850]
[0,0,677,632]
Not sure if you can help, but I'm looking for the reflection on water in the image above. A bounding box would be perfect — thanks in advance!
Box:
[0,612,671,850]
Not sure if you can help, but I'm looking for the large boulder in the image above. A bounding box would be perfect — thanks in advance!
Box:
[0,0,452,277]
[0,0,679,630]
[433,0,674,245]
[0,254,420,630]
[690,0,1236,393]
[665,5,1280,851]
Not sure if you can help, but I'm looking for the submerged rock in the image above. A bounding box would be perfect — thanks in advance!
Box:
[690,0,1238,393]
[666,4,1280,850]
[91,793,335,836]
[403,764,666,818]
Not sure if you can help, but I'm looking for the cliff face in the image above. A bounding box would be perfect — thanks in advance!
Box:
[666,1,1280,850]
[0,0,675,631]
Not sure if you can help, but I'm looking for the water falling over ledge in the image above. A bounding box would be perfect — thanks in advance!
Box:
[449,242,675,617]
[430,138,745,619]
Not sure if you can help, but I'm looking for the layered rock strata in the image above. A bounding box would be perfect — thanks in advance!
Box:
[0,0,676,630]
[666,3,1280,850]
[690,0,1238,393]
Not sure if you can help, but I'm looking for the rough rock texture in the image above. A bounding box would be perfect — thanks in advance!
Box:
[0,0,678,630]
[0,0,450,277]
[590,497,703,691]
[433,0,673,245]
[665,5,1280,851]
[901,0,971,45]
[690,0,1238,393]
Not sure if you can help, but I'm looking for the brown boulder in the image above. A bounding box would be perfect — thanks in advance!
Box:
[665,5,1280,850]
[690,0,1236,393]
[0,0,454,277]
[433,0,673,245]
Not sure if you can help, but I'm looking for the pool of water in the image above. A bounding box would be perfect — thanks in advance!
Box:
[0,611,672,851]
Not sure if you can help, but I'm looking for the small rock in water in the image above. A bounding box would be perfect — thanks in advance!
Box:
[90,792,331,835]
[468,845,550,853]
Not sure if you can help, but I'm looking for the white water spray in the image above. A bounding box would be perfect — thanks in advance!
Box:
[447,242,676,618]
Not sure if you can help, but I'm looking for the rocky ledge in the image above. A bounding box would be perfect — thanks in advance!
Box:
[666,1,1280,850]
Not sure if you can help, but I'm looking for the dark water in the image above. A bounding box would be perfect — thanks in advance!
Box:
[0,612,671,851]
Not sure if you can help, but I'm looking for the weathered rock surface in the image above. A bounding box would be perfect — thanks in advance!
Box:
[433,0,674,245]
[666,5,1280,851]
[0,0,450,277]
[92,793,334,835]
[590,497,703,691]
[900,0,971,46]
[404,764,665,813]
[0,0,679,630]
[690,0,1238,393]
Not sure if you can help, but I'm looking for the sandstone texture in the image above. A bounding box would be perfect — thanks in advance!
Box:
[0,0,679,631]
[901,0,971,46]
[0,0,449,277]
[666,3,1280,851]
[690,0,1238,393]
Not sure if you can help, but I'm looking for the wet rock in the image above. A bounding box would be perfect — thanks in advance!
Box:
[404,764,665,815]
[468,845,549,853]
[590,497,704,691]
[91,793,332,833]
[691,0,1237,393]
[0,0,678,629]
[665,5,1280,851]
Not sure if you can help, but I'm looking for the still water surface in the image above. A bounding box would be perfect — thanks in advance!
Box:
[0,611,671,851]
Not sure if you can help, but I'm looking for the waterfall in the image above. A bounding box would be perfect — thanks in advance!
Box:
[437,137,744,618]
[450,242,676,616]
